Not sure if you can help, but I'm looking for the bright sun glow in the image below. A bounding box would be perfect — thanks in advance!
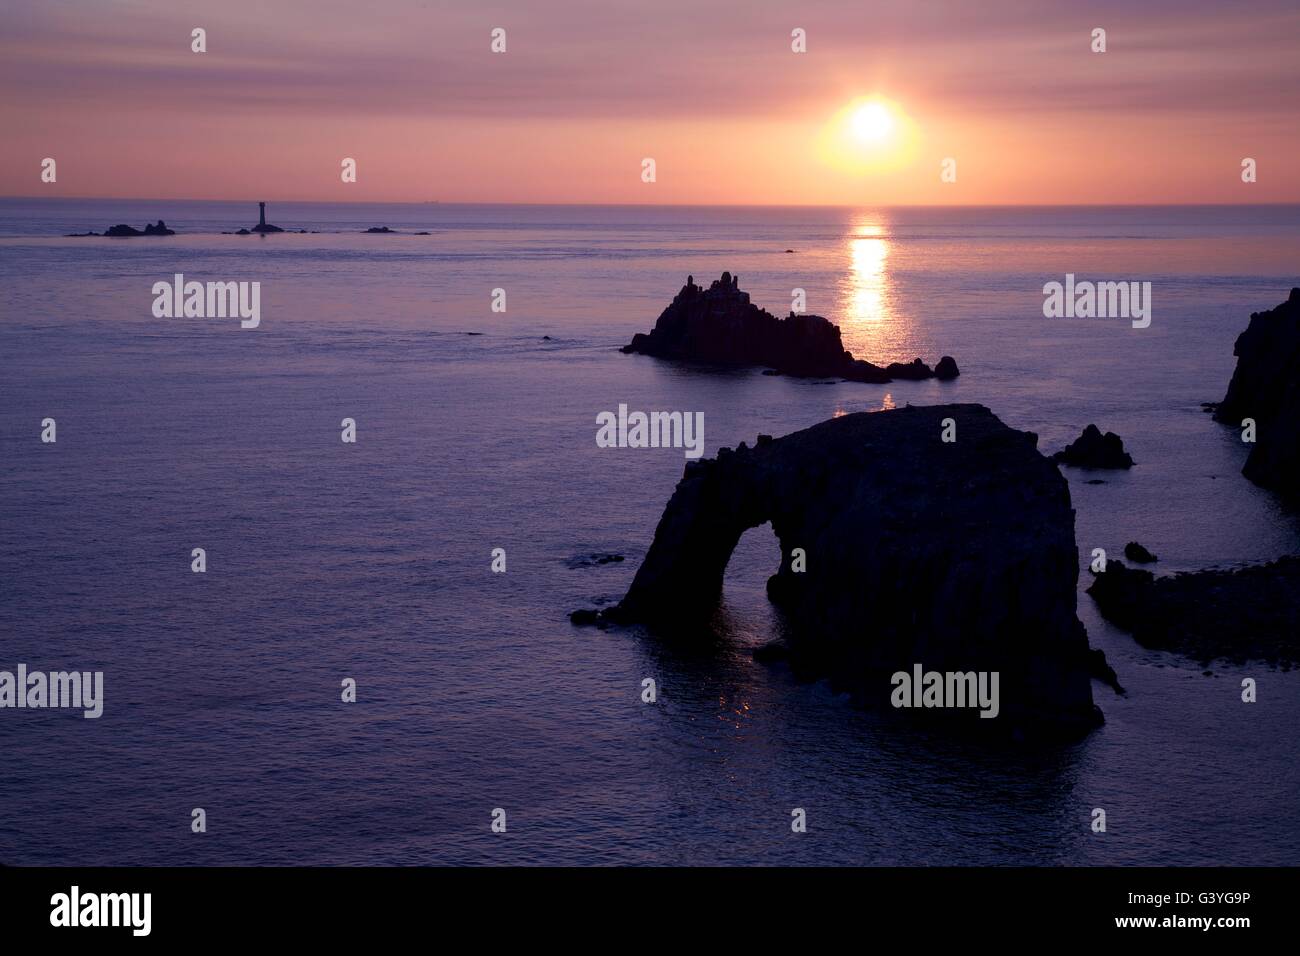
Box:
[816,95,915,176]
[851,102,894,143]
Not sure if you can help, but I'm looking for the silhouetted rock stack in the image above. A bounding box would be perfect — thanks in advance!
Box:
[1088,558,1300,665]
[1124,541,1158,563]
[935,355,960,380]
[621,273,959,385]
[1213,288,1300,496]
[573,403,1104,739]
[1052,424,1134,468]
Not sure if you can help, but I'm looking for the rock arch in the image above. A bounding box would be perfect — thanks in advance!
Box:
[595,404,1103,739]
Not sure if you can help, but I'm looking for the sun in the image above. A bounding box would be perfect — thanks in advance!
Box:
[851,102,894,143]
[816,95,916,174]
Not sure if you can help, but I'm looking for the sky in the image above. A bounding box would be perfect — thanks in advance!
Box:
[2,0,1298,204]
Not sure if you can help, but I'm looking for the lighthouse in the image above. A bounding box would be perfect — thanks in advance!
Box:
[249,201,283,233]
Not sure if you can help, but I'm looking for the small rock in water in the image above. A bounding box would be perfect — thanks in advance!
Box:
[1052,424,1134,469]
[568,608,610,629]
[566,552,626,569]
[1124,541,1158,563]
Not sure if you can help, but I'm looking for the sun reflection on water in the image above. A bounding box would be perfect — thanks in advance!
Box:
[840,215,907,358]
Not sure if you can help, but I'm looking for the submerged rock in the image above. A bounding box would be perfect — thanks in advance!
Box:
[565,552,626,569]
[1087,557,1300,665]
[573,403,1105,739]
[1052,424,1134,469]
[621,273,957,385]
[1213,288,1300,496]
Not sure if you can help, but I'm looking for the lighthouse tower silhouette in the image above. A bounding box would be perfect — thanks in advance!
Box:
[250,201,282,233]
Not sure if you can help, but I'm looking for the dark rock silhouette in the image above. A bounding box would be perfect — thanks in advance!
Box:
[882,358,934,380]
[1085,648,1125,693]
[1124,541,1158,563]
[565,552,626,569]
[1052,424,1134,468]
[935,355,960,380]
[568,608,604,627]
[1088,558,1300,665]
[752,641,791,663]
[77,220,175,237]
[621,273,957,385]
[365,226,396,233]
[573,403,1105,738]
[1212,288,1300,496]
[250,201,283,233]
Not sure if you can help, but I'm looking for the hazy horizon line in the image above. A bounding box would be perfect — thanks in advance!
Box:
[7,195,1300,210]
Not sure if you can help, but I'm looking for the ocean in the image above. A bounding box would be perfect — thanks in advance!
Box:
[1,198,1298,865]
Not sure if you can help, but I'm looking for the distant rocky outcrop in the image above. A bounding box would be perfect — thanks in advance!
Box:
[572,403,1106,739]
[72,220,175,237]
[1052,424,1134,469]
[1212,288,1300,496]
[621,273,958,385]
[365,226,396,233]
[1088,558,1300,665]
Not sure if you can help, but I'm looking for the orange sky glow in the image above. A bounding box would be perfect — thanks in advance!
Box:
[3,0,1297,204]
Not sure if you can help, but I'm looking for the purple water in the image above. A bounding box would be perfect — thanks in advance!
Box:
[2,198,1298,864]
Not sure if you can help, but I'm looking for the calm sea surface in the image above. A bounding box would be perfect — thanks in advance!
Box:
[2,199,1299,864]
